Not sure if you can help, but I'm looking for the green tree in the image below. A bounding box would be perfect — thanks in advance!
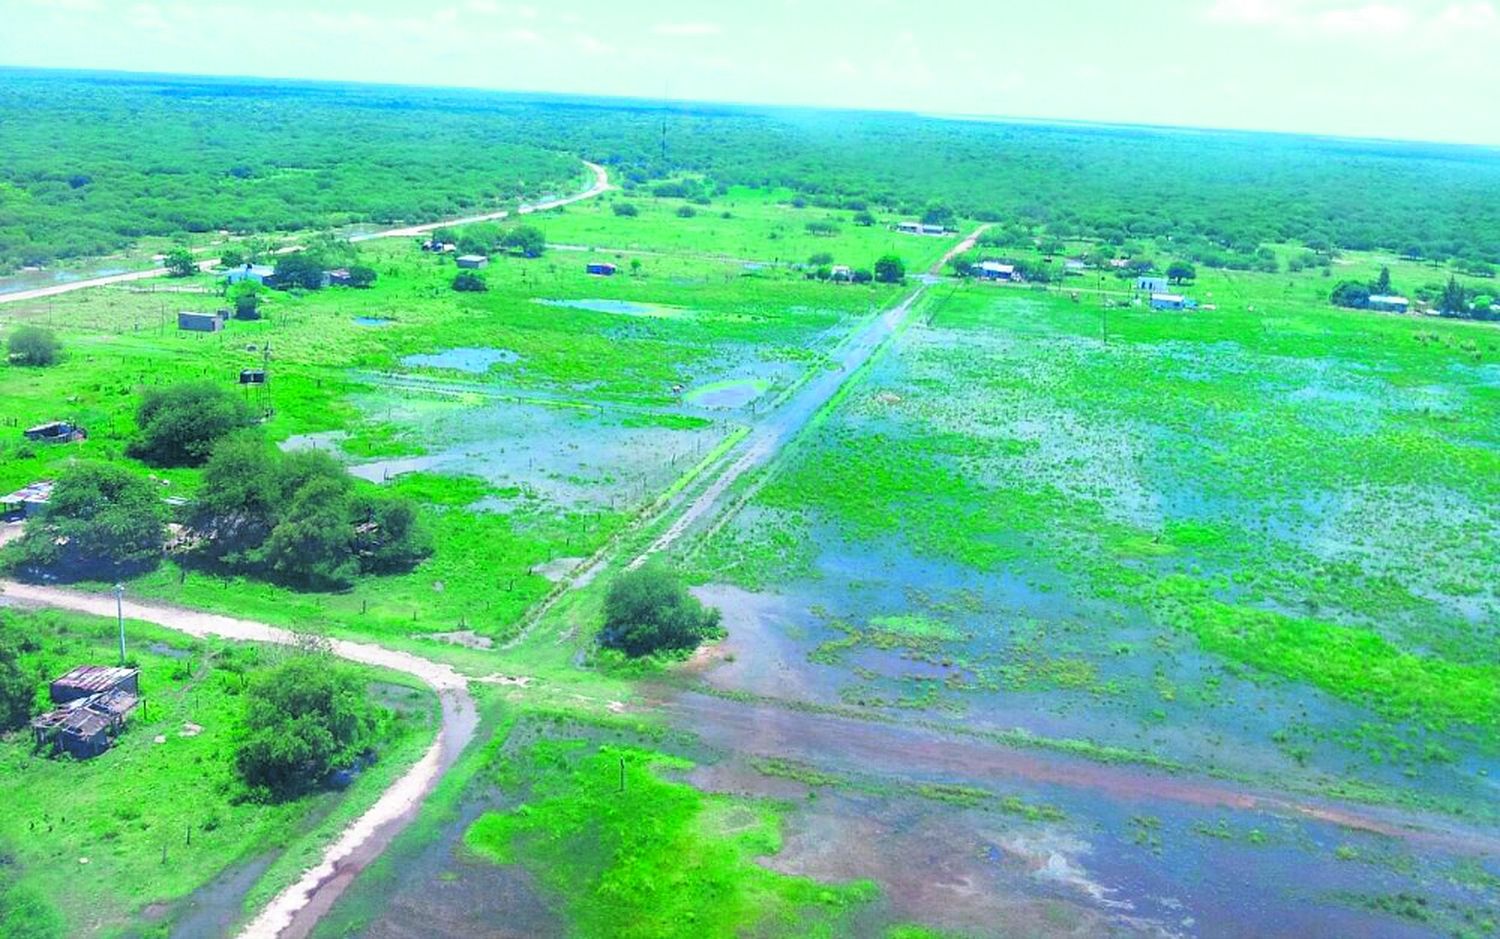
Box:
[600,564,721,658]
[873,254,906,284]
[7,326,60,366]
[346,264,378,288]
[1439,276,1468,315]
[852,209,876,227]
[612,202,639,217]
[188,432,282,565]
[8,463,165,580]
[273,253,327,290]
[235,656,378,801]
[260,475,358,589]
[0,625,33,732]
[220,247,247,268]
[164,247,197,278]
[129,381,254,467]
[675,205,697,219]
[921,202,955,227]
[1372,265,1393,294]
[1166,262,1197,284]
[808,251,834,266]
[228,281,262,320]
[452,271,488,292]
[1329,281,1371,309]
[501,225,546,258]
[352,496,433,573]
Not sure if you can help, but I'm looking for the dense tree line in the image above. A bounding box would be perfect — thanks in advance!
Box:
[4,71,1499,275]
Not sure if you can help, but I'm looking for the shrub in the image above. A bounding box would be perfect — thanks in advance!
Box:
[808,251,834,266]
[452,271,488,292]
[347,264,378,288]
[612,202,639,217]
[128,381,254,467]
[0,625,32,732]
[599,564,721,658]
[7,462,166,580]
[874,254,906,284]
[7,326,59,366]
[676,205,697,219]
[235,656,378,801]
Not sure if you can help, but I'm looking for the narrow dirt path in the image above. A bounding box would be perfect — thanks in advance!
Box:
[0,579,477,939]
[0,160,611,306]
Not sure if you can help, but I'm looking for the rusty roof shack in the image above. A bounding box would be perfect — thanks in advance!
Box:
[32,666,141,759]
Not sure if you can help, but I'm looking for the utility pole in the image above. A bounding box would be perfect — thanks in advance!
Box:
[114,583,126,665]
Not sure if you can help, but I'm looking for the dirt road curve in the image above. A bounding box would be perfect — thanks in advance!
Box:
[0,160,611,306]
[0,580,478,939]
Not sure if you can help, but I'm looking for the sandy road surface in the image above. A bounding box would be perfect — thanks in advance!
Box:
[0,579,477,939]
[0,160,611,306]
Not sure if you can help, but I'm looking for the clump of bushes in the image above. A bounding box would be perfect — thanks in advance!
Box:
[6,462,166,581]
[452,271,488,292]
[188,434,432,590]
[599,564,721,658]
[7,326,60,366]
[235,655,381,801]
[128,380,254,467]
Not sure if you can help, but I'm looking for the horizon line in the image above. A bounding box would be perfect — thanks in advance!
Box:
[3,62,1500,154]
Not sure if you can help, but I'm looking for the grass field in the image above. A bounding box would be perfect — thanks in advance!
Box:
[0,607,436,937]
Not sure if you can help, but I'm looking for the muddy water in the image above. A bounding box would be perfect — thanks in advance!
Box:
[657,689,1500,937]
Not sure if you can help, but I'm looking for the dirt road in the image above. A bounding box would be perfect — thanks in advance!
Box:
[0,580,478,939]
[0,161,611,307]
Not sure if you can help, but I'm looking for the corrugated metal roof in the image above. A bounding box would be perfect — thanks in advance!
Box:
[53,666,138,695]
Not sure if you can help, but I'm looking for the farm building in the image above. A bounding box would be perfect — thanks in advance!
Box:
[896,221,923,234]
[586,262,617,276]
[1137,276,1170,293]
[327,268,353,287]
[24,421,85,444]
[239,369,268,385]
[1064,259,1087,275]
[33,667,141,759]
[830,265,853,281]
[178,310,226,333]
[1,479,54,520]
[1150,293,1187,310]
[978,261,1017,281]
[456,255,490,270]
[1367,295,1410,313]
[51,666,140,704]
[1109,258,1131,269]
[224,263,276,286]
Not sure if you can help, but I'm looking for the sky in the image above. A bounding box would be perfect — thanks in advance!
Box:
[2,0,1498,146]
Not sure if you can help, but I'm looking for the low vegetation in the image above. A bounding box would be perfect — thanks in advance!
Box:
[6,326,60,366]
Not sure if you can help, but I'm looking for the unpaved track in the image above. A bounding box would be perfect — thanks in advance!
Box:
[0,160,610,306]
[0,580,477,939]
[632,225,987,563]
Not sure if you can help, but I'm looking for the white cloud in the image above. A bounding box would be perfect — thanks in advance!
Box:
[503,27,543,45]
[574,33,612,54]
[651,22,722,36]
[1205,0,1497,38]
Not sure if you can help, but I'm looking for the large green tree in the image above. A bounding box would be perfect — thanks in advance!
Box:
[600,564,721,658]
[7,326,60,367]
[873,254,906,284]
[164,247,197,278]
[235,656,378,801]
[129,381,254,467]
[0,623,34,732]
[8,463,166,580]
[501,225,546,258]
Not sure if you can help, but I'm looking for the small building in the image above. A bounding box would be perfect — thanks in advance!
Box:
[421,239,457,253]
[50,666,140,704]
[586,262,617,276]
[1137,276,1170,293]
[224,263,276,287]
[24,421,85,444]
[31,683,140,760]
[920,223,947,236]
[456,255,490,270]
[830,264,853,282]
[1064,259,1087,275]
[977,261,1017,281]
[1109,258,1131,269]
[178,310,225,333]
[1150,293,1187,311]
[326,268,353,287]
[1368,295,1410,313]
[239,369,268,385]
[1,479,53,520]
[896,221,923,235]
